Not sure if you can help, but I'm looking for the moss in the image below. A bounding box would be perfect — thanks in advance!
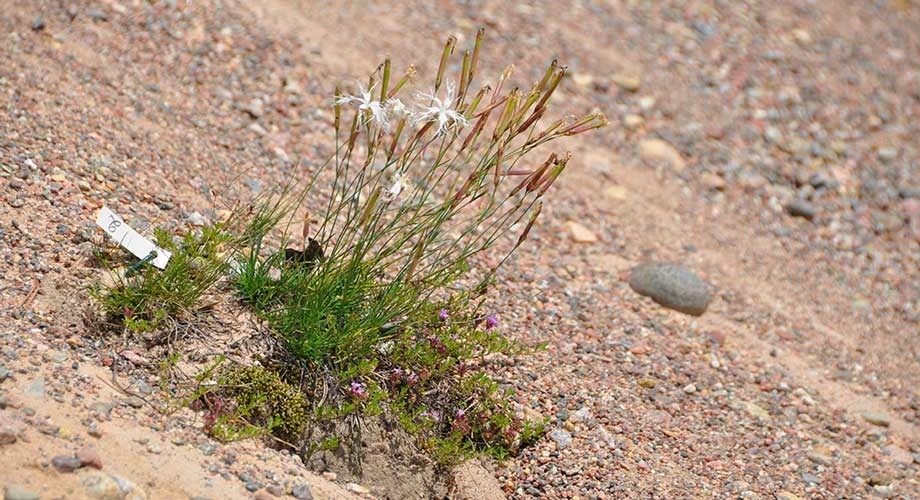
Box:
[218,364,311,441]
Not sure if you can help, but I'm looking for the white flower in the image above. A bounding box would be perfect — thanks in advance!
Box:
[335,82,389,129]
[387,98,407,117]
[386,174,405,199]
[411,83,469,136]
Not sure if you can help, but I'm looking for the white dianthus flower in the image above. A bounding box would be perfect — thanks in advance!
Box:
[411,83,469,136]
[335,82,389,129]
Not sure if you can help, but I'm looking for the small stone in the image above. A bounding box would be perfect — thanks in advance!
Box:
[900,186,920,199]
[638,138,685,171]
[800,472,821,485]
[863,412,891,427]
[877,147,898,163]
[549,429,572,450]
[88,402,115,418]
[42,351,67,364]
[239,99,264,118]
[682,384,697,394]
[31,16,45,31]
[110,475,145,499]
[291,484,313,499]
[742,401,770,420]
[186,212,207,227]
[3,485,40,500]
[628,262,711,316]
[52,455,83,472]
[87,422,102,438]
[786,199,817,220]
[86,9,108,21]
[80,472,121,499]
[0,367,10,382]
[873,485,896,498]
[605,185,628,201]
[9,198,25,208]
[611,73,641,92]
[638,96,656,110]
[123,396,144,409]
[638,378,656,388]
[146,442,161,455]
[775,492,802,500]
[565,221,598,243]
[77,446,103,469]
[245,482,261,492]
[321,472,336,481]
[738,173,768,191]
[622,114,645,131]
[792,29,812,44]
[346,483,369,495]
[867,472,892,486]
[701,173,726,190]
[807,449,832,465]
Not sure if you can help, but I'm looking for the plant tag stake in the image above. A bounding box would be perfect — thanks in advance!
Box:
[95,206,172,269]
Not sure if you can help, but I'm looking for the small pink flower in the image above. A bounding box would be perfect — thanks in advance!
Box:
[485,314,499,330]
[350,381,367,399]
[439,308,449,321]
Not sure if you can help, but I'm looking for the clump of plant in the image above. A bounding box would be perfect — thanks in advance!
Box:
[93,223,234,334]
[232,30,605,463]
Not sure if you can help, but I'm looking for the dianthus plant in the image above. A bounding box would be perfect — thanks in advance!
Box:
[237,31,607,366]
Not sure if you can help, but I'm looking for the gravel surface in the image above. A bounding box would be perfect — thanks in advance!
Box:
[2,0,918,498]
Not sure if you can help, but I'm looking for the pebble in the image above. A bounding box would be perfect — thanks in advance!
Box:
[605,185,628,200]
[3,485,40,500]
[565,221,598,243]
[682,383,697,394]
[549,429,573,450]
[877,147,898,163]
[51,455,83,472]
[638,138,685,171]
[800,472,821,484]
[628,262,712,316]
[346,483,370,495]
[239,99,264,118]
[0,367,10,382]
[786,199,817,220]
[77,446,103,469]
[774,492,802,500]
[622,114,645,131]
[291,483,313,499]
[862,412,891,427]
[80,472,121,499]
[31,16,45,31]
[611,73,641,92]
[186,212,208,227]
[873,485,896,498]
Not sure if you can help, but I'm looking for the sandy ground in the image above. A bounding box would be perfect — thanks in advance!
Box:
[1,0,919,498]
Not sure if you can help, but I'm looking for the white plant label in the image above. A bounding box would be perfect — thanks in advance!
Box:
[95,206,172,269]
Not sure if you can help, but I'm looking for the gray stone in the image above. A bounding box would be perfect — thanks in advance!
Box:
[863,412,891,427]
[548,429,572,450]
[628,262,712,316]
[787,199,817,220]
[291,484,313,499]
[4,485,40,500]
[800,472,821,484]
[0,367,11,382]
[186,212,207,227]
[52,455,82,472]
[80,472,121,499]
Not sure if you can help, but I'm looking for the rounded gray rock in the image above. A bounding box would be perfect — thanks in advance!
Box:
[628,262,712,316]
